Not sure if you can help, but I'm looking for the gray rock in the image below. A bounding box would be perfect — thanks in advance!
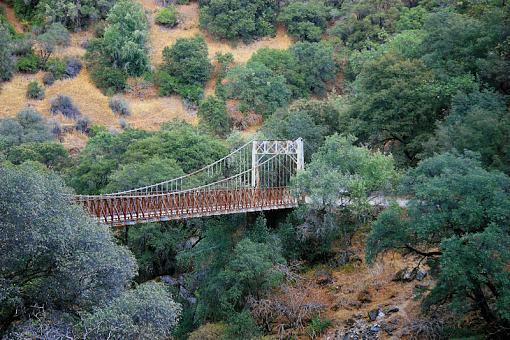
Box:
[179,285,197,305]
[160,275,178,286]
[370,325,381,333]
[316,269,333,285]
[416,270,427,281]
[393,267,417,282]
[368,309,379,321]
[384,306,399,314]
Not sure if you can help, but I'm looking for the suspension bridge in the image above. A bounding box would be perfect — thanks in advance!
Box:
[75,139,304,227]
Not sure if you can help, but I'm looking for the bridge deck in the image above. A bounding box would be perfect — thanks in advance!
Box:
[76,187,297,227]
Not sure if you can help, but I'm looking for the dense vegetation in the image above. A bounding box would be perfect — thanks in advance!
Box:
[1,0,510,338]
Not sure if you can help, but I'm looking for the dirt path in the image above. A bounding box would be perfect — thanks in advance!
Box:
[0,1,24,33]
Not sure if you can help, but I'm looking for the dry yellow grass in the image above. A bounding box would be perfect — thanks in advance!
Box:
[1,0,294,149]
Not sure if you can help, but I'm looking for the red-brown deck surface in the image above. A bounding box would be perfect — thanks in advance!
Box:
[76,187,297,227]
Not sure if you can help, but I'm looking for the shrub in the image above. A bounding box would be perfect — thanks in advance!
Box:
[198,96,230,137]
[109,96,132,116]
[75,116,91,133]
[119,118,129,129]
[89,63,128,95]
[44,58,66,79]
[36,23,70,64]
[85,0,150,77]
[16,52,41,73]
[0,25,14,82]
[155,6,178,27]
[43,72,55,85]
[48,118,62,137]
[27,80,45,100]
[199,0,278,42]
[64,57,82,78]
[306,316,332,338]
[177,84,203,104]
[50,95,81,119]
[278,1,330,42]
[225,62,292,117]
[161,35,212,86]
[82,282,182,339]
[155,70,178,96]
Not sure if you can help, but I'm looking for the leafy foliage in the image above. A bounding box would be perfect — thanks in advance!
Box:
[199,0,278,42]
[38,0,116,29]
[0,164,137,328]
[366,153,510,332]
[225,62,291,117]
[0,108,53,149]
[0,24,14,82]
[424,90,510,174]
[161,35,212,87]
[279,1,330,42]
[198,96,231,137]
[82,282,182,339]
[26,80,45,99]
[86,0,149,91]
[156,6,179,27]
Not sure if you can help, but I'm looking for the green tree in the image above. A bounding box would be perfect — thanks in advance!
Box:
[38,0,116,29]
[86,0,149,78]
[225,62,291,117]
[349,52,450,165]
[198,96,231,137]
[329,0,403,50]
[366,153,510,334]
[36,23,70,64]
[278,1,330,42]
[424,90,510,173]
[293,134,397,214]
[6,141,69,169]
[162,35,212,86]
[82,282,182,339]
[0,164,137,330]
[0,24,14,82]
[248,48,306,98]
[0,108,53,150]
[199,0,278,42]
[104,157,185,193]
[290,41,337,96]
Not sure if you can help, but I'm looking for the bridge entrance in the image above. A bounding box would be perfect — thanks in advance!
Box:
[75,139,304,227]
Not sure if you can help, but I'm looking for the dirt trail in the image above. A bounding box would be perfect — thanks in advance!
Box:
[0,1,24,33]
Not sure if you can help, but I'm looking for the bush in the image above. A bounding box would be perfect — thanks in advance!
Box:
[155,6,178,27]
[278,1,330,42]
[109,96,132,116]
[89,63,128,95]
[27,80,45,100]
[306,316,332,338]
[177,84,203,104]
[75,116,91,133]
[44,58,66,79]
[16,52,41,73]
[161,35,212,86]
[43,72,55,85]
[64,57,82,78]
[85,0,150,77]
[0,25,14,82]
[155,70,178,96]
[199,0,278,42]
[50,95,81,119]
[82,282,182,339]
[198,96,230,137]
[225,62,292,117]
